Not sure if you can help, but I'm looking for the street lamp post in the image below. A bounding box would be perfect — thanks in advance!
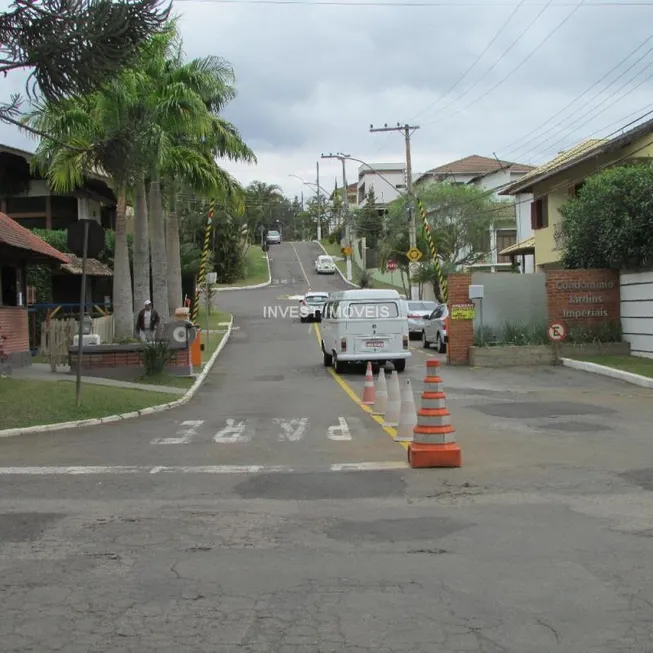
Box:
[289,174,332,241]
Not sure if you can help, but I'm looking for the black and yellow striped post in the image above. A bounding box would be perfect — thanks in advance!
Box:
[415,196,448,303]
[191,199,215,325]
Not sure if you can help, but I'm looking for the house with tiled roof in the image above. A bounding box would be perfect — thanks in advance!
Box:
[499,115,653,271]
[0,212,70,369]
[415,155,537,273]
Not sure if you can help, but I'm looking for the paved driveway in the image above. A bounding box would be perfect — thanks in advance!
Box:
[2,241,653,652]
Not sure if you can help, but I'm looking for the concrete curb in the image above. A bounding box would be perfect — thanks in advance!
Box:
[561,357,653,389]
[313,240,360,288]
[0,318,234,439]
[217,252,271,291]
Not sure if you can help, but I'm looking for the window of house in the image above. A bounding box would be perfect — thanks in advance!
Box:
[497,230,517,264]
[569,181,585,197]
[530,197,548,230]
[358,183,366,203]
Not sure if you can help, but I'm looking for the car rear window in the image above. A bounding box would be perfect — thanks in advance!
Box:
[345,302,399,319]
[408,302,436,311]
[306,295,328,304]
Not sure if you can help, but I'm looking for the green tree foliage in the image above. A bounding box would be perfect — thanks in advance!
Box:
[356,188,384,249]
[560,164,653,270]
[0,0,170,127]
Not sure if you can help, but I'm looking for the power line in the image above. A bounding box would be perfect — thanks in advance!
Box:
[419,0,553,125]
[498,33,653,156]
[421,0,589,128]
[504,41,653,160]
[174,0,653,6]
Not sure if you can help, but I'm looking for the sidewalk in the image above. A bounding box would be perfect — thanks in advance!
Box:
[11,363,186,395]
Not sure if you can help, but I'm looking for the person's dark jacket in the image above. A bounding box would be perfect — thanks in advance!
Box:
[136,307,160,332]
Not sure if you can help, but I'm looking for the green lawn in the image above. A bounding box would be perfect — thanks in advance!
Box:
[319,240,404,292]
[135,310,231,389]
[0,378,174,431]
[217,247,269,288]
[574,355,653,379]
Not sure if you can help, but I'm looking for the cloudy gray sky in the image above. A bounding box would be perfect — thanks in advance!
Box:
[2,0,653,201]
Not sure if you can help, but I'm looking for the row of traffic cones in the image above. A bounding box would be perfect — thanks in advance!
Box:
[360,360,461,468]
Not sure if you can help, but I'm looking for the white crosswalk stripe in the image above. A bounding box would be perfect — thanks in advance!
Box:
[150,417,366,445]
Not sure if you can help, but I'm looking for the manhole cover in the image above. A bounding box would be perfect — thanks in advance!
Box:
[472,401,616,419]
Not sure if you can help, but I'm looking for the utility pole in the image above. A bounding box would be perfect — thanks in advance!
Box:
[370,122,420,300]
[316,161,322,241]
[321,152,352,282]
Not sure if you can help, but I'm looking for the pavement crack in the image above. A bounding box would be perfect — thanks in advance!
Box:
[535,617,561,644]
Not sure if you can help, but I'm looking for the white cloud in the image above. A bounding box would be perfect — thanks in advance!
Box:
[3,0,653,200]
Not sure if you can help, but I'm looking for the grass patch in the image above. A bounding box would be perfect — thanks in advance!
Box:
[135,311,231,390]
[217,247,269,288]
[573,355,653,378]
[319,240,404,292]
[0,378,174,431]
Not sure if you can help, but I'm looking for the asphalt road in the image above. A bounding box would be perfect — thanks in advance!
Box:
[2,241,653,652]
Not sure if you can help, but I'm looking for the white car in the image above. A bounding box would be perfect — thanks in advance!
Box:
[421,303,449,353]
[300,291,330,322]
[314,255,336,274]
[266,230,281,244]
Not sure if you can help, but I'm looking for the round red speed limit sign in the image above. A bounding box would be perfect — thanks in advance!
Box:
[547,322,567,342]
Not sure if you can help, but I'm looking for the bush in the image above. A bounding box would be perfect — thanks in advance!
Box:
[358,270,372,288]
[138,341,175,376]
[566,321,622,344]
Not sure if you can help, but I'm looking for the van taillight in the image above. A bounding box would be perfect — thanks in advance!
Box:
[403,336,409,350]
[340,337,347,352]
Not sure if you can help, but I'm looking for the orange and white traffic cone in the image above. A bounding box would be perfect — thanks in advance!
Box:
[395,378,417,442]
[361,362,376,405]
[408,358,461,468]
[372,367,388,415]
[383,370,401,427]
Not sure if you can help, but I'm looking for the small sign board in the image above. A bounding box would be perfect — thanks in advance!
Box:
[408,262,421,275]
[206,272,217,285]
[342,246,353,256]
[451,303,476,320]
[547,322,567,342]
[406,247,423,263]
[387,260,398,270]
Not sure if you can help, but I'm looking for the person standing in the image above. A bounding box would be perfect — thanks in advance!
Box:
[136,300,160,342]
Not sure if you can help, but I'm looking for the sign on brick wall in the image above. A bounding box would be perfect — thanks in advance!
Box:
[546,270,620,325]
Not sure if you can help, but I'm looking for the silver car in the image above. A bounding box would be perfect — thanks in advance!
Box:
[405,300,438,338]
[300,291,330,322]
[421,303,449,353]
[266,230,281,244]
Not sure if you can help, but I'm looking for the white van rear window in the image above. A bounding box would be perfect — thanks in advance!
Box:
[345,302,399,319]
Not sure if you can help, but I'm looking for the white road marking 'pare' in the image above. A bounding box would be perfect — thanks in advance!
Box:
[213,418,251,443]
[274,418,309,442]
[151,420,205,445]
[327,417,352,441]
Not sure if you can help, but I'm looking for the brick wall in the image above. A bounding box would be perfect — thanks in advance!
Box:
[69,348,189,369]
[0,307,29,354]
[546,269,620,328]
[447,273,473,365]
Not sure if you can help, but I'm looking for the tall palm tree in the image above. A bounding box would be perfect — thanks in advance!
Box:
[23,72,144,339]
[138,30,255,313]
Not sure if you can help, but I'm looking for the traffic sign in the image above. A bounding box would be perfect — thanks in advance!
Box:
[408,262,420,275]
[342,246,353,256]
[406,247,423,262]
[387,260,398,270]
[547,322,567,342]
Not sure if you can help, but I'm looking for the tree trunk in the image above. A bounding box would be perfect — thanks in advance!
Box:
[148,172,170,320]
[132,178,151,312]
[166,191,183,312]
[112,188,135,340]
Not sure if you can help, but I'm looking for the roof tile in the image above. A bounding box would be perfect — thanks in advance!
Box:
[0,213,70,263]
[425,154,535,176]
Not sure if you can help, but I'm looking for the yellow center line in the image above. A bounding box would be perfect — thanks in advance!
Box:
[312,324,409,451]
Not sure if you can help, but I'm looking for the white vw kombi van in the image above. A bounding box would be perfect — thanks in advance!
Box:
[319,289,411,373]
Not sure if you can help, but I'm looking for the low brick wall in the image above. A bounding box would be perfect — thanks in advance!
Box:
[68,343,190,379]
[470,341,630,367]
[470,345,554,367]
